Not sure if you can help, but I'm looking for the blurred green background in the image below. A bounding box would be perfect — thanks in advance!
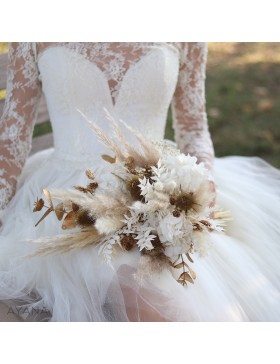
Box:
[1,42,280,168]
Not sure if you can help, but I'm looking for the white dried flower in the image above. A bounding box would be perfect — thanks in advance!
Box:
[154,181,163,192]
[95,215,124,235]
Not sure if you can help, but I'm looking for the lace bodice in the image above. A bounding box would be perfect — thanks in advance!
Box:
[0,42,214,210]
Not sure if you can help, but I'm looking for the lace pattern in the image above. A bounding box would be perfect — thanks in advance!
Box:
[172,43,214,171]
[0,43,42,209]
[0,42,214,210]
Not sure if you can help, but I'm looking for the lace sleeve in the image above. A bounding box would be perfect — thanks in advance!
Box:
[171,42,214,172]
[0,42,42,210]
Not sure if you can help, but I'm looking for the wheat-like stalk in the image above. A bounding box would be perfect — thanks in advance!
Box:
[27,229,102,256]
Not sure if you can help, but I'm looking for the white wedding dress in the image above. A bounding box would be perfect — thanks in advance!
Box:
[1,42,280,321]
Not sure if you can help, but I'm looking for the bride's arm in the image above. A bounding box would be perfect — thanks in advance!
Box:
[0,42,42,210]
[172,42,214,172]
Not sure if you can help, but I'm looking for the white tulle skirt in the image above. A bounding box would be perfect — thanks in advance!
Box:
[1,149,280,321]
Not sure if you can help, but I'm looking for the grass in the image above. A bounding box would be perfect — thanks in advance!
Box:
[0,42,8,53]
[1,42,280,168]
[166,42,280,168]
[206,43,280,168]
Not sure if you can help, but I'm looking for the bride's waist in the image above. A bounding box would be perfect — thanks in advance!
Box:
[45,148,106,168]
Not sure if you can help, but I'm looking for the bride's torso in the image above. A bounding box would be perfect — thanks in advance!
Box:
[36,42,181,159]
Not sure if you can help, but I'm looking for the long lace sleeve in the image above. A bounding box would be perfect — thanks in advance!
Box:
[0,42,42,210]
[172,42,214,172]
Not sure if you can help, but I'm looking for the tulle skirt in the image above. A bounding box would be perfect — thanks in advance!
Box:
[1,149,280,321]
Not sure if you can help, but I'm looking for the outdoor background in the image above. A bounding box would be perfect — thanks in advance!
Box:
[1,42,280,168]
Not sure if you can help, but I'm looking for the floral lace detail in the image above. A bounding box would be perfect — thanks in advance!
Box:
[172,43,214,171]
[0,42,214,210]
[37,42,156,105]
[0,43,42,210]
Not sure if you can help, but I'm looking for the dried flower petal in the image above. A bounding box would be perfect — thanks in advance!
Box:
[120,235,137,251]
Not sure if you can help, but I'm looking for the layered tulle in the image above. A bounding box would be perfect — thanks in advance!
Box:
[0,150,280,321]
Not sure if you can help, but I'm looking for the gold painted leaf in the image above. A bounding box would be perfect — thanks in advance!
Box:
[186,252,194,263]
[102,154,116,164]
[62,211,77,230]
[177,279,187,286]
[43,189,53,208]
[188,267,197,280]
[184,262,197,280]
[173,262,186,269]
[179,272,194,284]
[54,203,65,221]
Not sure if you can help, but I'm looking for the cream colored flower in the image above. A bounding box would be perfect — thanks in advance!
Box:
[95,215,124,235]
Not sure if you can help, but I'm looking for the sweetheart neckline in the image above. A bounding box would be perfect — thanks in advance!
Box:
[37,44,180,107]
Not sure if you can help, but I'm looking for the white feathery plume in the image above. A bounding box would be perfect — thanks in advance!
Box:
[118,118,160,166]
[78,108,160,168]
[103,108,159,167]
[27,229,102,256]
[86,193,130,218]
[77,109,127,162]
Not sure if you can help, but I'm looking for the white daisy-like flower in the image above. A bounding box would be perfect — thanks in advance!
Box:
[135,229,157,251]
[138,177,153,199]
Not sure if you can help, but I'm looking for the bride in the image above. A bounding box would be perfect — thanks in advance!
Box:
[0,42,280,321]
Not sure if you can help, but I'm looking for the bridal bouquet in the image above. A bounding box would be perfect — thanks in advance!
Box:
[32,113,226,286]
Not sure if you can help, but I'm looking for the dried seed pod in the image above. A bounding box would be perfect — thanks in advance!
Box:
[144,165,153,178]
[173,209,181,218]
[126,176,144,201]
[169,196,176,205]
[120,235,137,251]
[76,209,96,227]
[175,192,196,212]
[151,235,162,249]
[33,198,45,212]
[193,223,203,231]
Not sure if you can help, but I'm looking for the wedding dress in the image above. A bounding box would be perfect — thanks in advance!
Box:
[0,42,280,321]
